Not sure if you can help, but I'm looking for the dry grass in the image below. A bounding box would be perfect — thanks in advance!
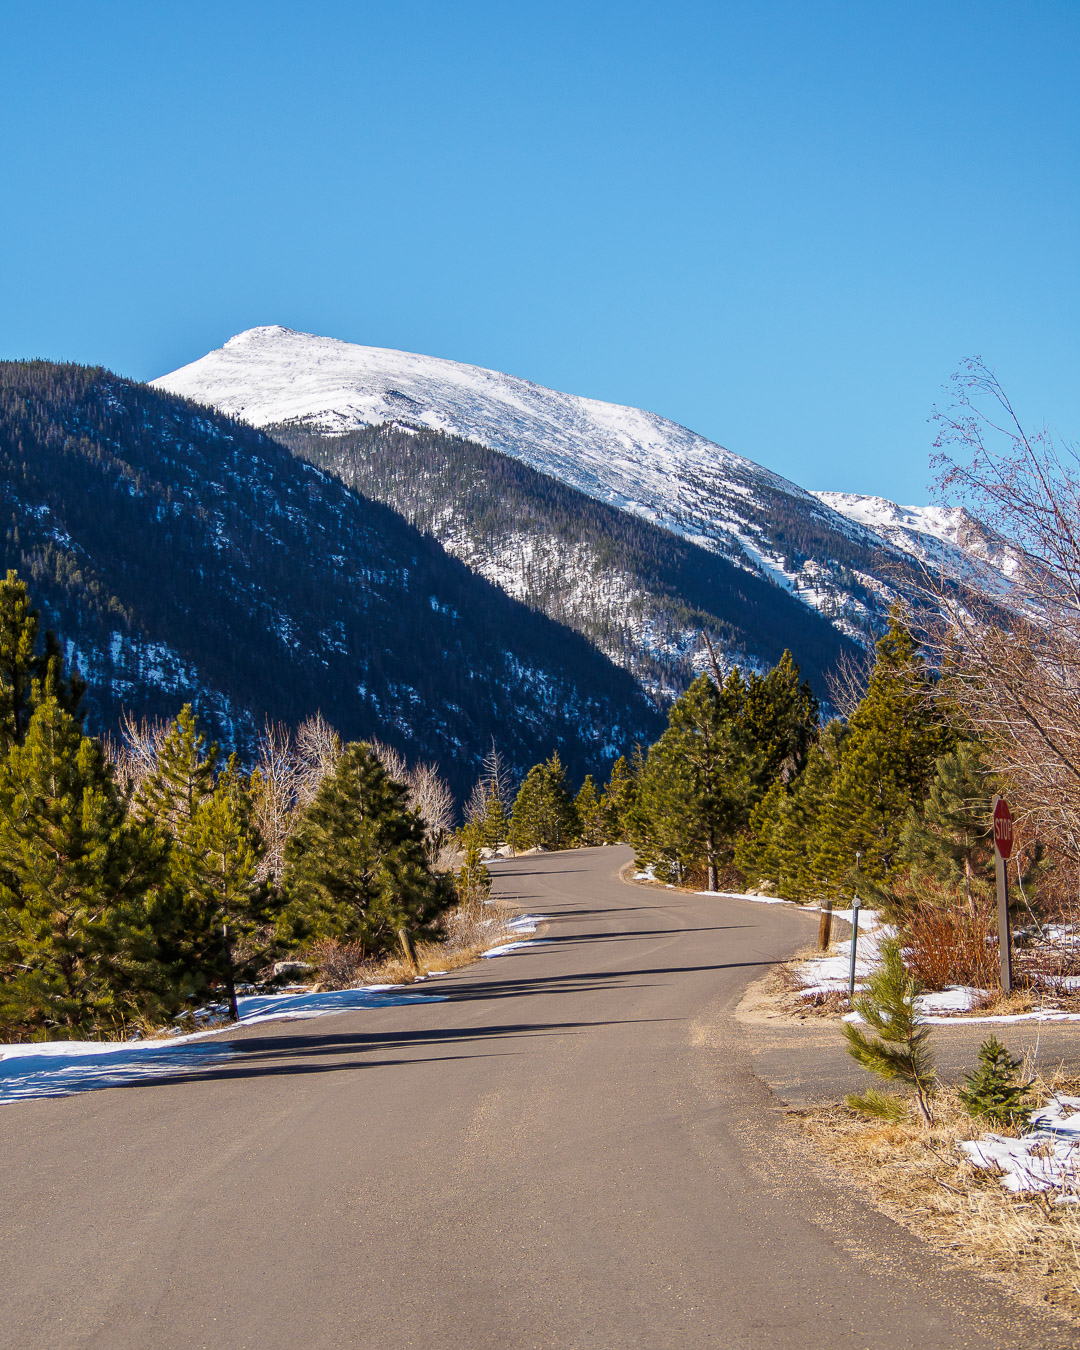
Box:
[797,1077,1080,1320]
[309,900,533,990]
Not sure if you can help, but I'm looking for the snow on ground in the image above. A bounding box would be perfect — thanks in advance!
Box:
[0,985,447,1106]
[727,889,1080,1024]
[481,914,548,959]
[961,1097,1080,1199]
[699,889,789,905]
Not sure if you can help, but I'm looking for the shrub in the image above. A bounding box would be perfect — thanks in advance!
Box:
[959,1036,1030,1127]
[898,886,1000,992]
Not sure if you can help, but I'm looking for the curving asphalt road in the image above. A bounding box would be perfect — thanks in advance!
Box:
[0,846,1071,1349]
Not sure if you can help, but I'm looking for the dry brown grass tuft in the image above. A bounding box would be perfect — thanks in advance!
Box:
[309,901,534,990]
[797,1077,1080,1320]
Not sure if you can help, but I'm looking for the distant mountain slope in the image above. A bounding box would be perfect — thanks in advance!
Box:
[271,420,860,699]
[0,361,661,793]
[153,326,936,645]
[813,492,1015,584]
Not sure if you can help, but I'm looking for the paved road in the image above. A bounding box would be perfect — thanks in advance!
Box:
[0,846,1071,1349]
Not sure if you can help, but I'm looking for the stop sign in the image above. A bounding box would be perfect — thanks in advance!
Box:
[993,796,1013,860]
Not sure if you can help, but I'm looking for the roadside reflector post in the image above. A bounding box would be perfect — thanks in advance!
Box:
[818,899,833,951]
[992,795,1014,995]
[847,894,861,1001]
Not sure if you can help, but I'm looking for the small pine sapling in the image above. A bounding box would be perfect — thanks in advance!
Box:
[843,937,936,1124]
[959,1036,1029,1127]
[456,822,491,908]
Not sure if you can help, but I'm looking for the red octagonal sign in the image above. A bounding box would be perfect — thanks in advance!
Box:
[993,796,1014,860]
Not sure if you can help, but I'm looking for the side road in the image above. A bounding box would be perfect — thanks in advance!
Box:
[733,926,1080,1110]
[0,846,1072,1349]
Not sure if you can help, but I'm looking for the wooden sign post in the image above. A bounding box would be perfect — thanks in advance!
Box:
[992,795,1014,995]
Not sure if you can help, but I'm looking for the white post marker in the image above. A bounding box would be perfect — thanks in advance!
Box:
[848,854,862,1001]
[847,893,861,1000]
[992,794,1014,995]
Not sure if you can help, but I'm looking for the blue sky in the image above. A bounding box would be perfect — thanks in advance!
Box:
[2,1,1076,502]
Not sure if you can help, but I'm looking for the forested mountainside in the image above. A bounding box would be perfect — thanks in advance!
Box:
[154,326,944,645]
[272,420,860,698]
[0,361,662,793]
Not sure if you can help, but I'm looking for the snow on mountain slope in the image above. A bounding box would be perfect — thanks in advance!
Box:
[814,492,1014,582]
[152,326,951,642]
[154,326,803,521]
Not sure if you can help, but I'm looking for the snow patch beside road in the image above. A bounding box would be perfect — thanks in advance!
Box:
[0,984,446,1106]
[961,1096,1080,1199]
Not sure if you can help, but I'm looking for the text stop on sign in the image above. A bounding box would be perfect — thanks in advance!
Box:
[993,796,1013,860]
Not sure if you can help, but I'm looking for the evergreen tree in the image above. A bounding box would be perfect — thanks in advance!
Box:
[456,820,492,906]
[740,650,819,792]
[958,1036,1029,1127]
[0,570,84,753]
[574,775,605,847]
[509,753,578,852]
[173,762,267,1021]
[812,613,952,890]
[600,754,637,842]
[844,937,936,1124]
[630,750,705,884]
[282,742,453,956]
[0,698,164,1037]
[632,673,756,890]
[897,741,995,900]
[134,704,218,840]
[0,570,41,750]
[479,790,510,850]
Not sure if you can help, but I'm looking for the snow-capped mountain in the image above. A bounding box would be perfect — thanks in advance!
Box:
[0,360,661,792]
[154,326,976,651]
[814,492,1013,582]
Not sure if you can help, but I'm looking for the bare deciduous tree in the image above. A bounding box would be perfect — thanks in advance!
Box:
[295,712,342,807]
[407,761,457,866]
[824,645,872,722]
[930,358,1080,869]
[252,719,303,882]
[369,739,457,865]
[466,742,514,824]
[106,708,169,796]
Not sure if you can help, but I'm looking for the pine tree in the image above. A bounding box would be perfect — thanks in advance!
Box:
[480,790,510,850]
[0,698,164,1037]
[897,741,994,900]
[456,820,492,906]
[959,1036,1029,1127]
[740,650,819,792]
[509,753,578,852]
[600,754,637,842]
[174,762,267,1021]
[0,570,84,753]
[633,674,756,890]
[844,937,936,1124]
[282,742,453,956]
[574,775,605,846]
[134,704,218,840]
[812,612,952,891]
